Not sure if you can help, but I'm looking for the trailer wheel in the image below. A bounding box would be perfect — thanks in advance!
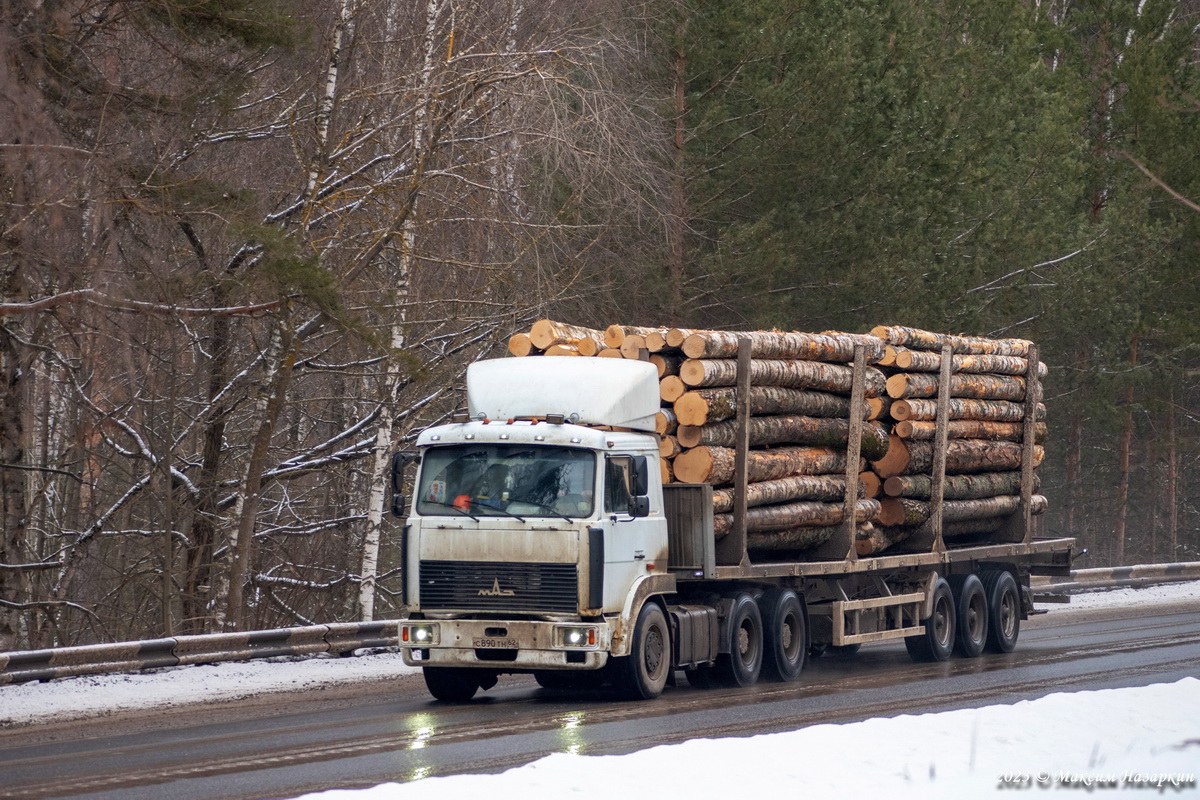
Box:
[612,602,671,700]
[761,588,806,682]
[423,667,483,702]
[714,593,763,687]
[981,569,1021,653]
[948,574,988,658]
[904,578,956,662]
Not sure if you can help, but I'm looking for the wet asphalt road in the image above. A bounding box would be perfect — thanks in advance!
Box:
[2,603,1198,800]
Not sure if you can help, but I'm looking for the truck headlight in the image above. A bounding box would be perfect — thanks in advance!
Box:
[402,623,439,646]
[557,626,596,648]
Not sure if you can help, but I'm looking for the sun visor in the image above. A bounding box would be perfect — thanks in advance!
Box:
[467,358,661,432]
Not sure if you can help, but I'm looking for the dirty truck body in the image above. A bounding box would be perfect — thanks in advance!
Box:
[395,355,1072,702]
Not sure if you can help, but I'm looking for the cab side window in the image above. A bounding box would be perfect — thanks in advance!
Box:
[604,456,633,515]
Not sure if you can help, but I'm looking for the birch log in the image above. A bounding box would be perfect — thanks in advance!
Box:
[604,325,667,348]
[870,325,1033,357]
[890,398,1046,422]
[674,445,853,485]
[714,499,880,536]
[855,525,913,556]
[676,417,890,460]
[667,328,711,348]
[650,353,684,378]
[883,470,1039,500]
[681,330,885,363]
[885,373,1027,401]
[871,438,1045,477]
[881,495,1049,526]
[712,474,855,513]
[619,334,648,359]
[529,319,604,351]
[673,386,859,427]
[894,349,1047,378]
[748,526,840,552]
[660,375,687,403]
[508,333,538,357]
[680,358,886,396]
[894,419,1047,443]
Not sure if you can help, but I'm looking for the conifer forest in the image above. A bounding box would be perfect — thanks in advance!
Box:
[2,0,1199,648]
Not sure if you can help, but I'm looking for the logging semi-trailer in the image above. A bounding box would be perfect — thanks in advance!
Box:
[392,329,1073,702]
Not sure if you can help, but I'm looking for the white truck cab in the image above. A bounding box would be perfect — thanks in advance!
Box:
[397,358,674,699]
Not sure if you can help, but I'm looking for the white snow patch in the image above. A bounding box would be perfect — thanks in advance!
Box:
[1047,580,1200,612]
[0,651,420,728]
[301,679,1200,799]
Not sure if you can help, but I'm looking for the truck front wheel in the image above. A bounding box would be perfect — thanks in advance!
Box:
[612,602,671,700]
[423,666,486,702]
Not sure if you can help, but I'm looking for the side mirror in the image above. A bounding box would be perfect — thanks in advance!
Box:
[390,451,417,518]
[629,495,650,518]
[630,455,649,496]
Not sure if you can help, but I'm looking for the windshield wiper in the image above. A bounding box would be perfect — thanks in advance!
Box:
[514,500,575,523]
[425,501,479,522]
[466,498,526,522]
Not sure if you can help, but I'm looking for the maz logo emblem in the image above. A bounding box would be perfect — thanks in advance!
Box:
[478,578,516,597]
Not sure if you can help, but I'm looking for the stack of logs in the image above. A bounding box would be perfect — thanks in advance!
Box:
[865,325,1047,554]
[506,320,1046,560]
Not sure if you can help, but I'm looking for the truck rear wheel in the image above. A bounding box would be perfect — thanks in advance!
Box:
[981,569,1021,653]
[949,573,988,658]
[612,602,671,700]
[904,578,956,663]
[714,593,763,687]
[760,588,806,682]
[423,666,484,702]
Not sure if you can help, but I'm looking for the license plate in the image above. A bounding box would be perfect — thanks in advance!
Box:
[473,637,519,649]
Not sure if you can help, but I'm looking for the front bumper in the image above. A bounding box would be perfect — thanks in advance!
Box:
[400,618,612,671]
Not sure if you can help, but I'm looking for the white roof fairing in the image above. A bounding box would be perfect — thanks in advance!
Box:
[466,357,661,432]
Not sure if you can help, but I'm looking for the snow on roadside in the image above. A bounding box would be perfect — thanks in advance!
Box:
[1050,580,1200,611]
[1,580,1197,729]
[0,651,420,729]
[302,678,1200,800]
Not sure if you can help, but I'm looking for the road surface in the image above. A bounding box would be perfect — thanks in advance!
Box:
[1,603,1197,800]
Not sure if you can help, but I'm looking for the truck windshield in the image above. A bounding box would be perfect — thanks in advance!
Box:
[415,444,596,519]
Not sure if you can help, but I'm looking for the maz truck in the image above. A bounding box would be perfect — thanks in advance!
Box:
[390,353,1072,702]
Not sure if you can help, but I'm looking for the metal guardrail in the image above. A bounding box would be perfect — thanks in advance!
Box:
[0,621,397,686]
[3,562,1198,687]
[1032,561,1200,596]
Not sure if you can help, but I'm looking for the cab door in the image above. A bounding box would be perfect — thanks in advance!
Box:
[595,454,664,611]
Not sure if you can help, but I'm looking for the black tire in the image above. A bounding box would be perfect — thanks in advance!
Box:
[713,593,764,687]
[808,643,828,658]
[423,666,481,702]
[612,602,671,700]
[760,588,806,682]
[904,578,956,663]
[829,643,862,657]
[981,569,1021,653]
[949,573,988,658]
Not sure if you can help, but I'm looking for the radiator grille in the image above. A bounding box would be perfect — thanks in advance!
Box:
[419,561,579,614]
